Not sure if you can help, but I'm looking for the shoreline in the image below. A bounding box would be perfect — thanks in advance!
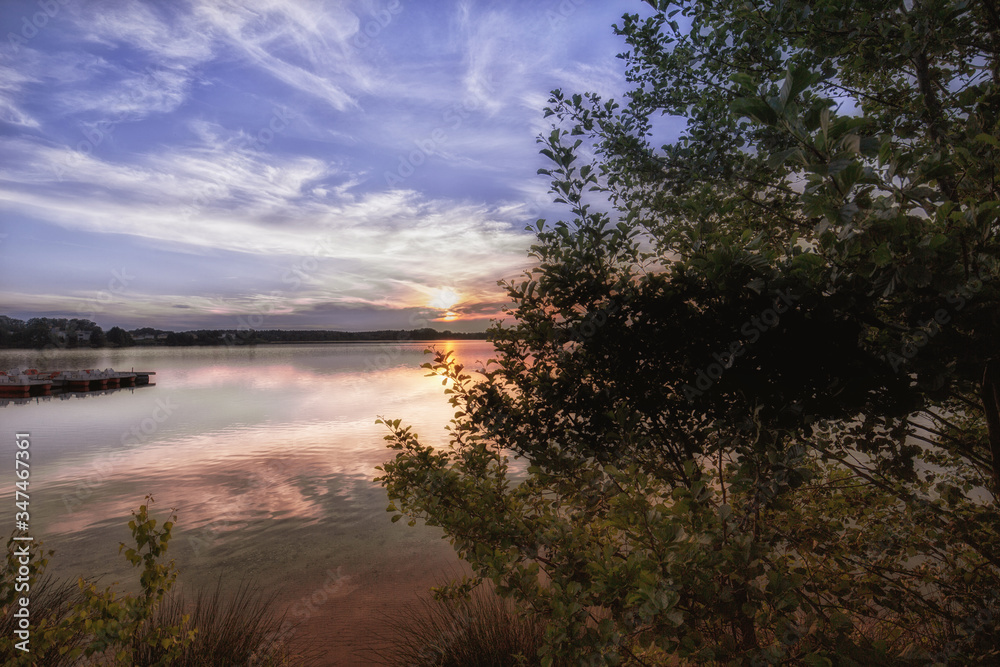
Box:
[0,338,489,351]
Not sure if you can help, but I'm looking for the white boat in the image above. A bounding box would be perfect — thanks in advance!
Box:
[0,368,53,396]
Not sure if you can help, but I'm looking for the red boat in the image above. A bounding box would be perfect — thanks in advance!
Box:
[0,369,53,397]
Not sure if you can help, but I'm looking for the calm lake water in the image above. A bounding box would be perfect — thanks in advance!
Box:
[0,341,494,664]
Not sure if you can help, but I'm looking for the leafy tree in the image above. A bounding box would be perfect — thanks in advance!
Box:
[164,332,196,346]
[22,319,56,349]
[378,1,1000,664]
[89,326,106,348]
[107,326,134,347]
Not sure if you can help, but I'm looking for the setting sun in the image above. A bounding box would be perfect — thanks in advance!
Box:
[428,287,461,310]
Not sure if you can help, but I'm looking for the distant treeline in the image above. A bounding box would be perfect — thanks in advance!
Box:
[0,316,486,349]
[161,328,488,346]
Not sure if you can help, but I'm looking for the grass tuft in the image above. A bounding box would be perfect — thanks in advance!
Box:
[131,578,310,666]
[1,574,84,666]
[368,583,549,666]
[2,575,310,666]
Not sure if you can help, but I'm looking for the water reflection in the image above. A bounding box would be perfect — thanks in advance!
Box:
[0,385,156,408]
[0,341,492,661]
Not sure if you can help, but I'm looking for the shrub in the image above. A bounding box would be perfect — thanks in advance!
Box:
[1,497,305,666]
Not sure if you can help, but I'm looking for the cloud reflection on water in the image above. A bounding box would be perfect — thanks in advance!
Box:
[0,342,491,599]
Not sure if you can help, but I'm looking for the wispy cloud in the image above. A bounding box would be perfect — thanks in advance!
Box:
[0,0,646,331]
[193,0,367,111]
[56,66,192,118]
[73,0,215,63]
[0,134,531,315]
[0,68,39,128]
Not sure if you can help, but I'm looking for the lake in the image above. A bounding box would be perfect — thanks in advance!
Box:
[0,340,495,664]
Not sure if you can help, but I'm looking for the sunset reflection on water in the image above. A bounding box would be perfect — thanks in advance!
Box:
[0,341,493,661]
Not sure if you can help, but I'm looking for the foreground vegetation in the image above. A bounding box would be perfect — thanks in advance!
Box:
[1,497,302,666]
[369,582,551,666]
[379,1,1000,664]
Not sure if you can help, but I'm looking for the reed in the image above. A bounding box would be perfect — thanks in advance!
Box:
[368,583,550,667]
[1,573,84,666]
[1,576,309,666]
[130,578,310,666]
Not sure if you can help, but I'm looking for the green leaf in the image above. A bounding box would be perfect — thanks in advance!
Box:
[730,72,756,92]
[780,64,818,106]
[974,133,999,147]
[768,147,801,169]
[731,97,779,125]
[803,653,833,667]
[927,234,949,250]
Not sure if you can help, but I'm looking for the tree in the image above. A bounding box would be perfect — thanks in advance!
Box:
[164,332,195,346]
[107,326,135,347]
[22,318,55,349]
[89,326,106,348]
[0,315,25,346]
[379,1,1000,664]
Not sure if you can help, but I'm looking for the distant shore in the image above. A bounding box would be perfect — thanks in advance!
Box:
[0,336,490,350]
[0,316,490,349]
[259,338,487,344]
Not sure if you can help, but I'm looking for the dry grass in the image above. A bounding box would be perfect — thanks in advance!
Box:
[1,573,85,666]
[2,576,310,666]
[366,583,551,667]
[131,578,314,666]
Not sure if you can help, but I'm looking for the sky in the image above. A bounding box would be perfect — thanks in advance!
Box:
[0,0,658,332]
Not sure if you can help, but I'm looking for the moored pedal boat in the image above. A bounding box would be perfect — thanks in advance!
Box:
[0,368,154,398]
[0,369,53,396]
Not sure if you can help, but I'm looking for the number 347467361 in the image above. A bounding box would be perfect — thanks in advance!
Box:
[15,433,30,526]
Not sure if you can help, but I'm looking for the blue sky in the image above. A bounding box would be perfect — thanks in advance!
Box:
[0,0,658,332]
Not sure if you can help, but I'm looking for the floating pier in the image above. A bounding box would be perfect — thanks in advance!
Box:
[0,368,155,398]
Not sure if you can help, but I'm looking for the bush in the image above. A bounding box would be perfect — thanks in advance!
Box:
[377,1,1000,663]
[1,497,305,666]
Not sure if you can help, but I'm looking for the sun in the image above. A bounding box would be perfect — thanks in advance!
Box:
[428,287,460,310]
